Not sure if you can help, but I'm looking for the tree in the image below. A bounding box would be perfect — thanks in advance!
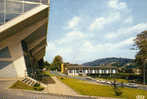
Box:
[43,61,51,69]
[51,55,63,71]
[134,31,147,84]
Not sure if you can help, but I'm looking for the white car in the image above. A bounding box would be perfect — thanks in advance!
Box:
[106,81,112,85]
[126,83,139,88]
[96,80,105,83]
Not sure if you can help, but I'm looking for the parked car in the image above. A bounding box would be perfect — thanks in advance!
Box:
[85,77,94,81]
[96,80,105,84]
[106,81,112,85]
[125,83,139,88]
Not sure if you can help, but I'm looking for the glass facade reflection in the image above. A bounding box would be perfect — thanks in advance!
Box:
[0,0,48,25]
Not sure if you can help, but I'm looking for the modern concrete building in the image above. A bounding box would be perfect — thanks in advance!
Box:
[0,0,49,79]
[66,66,118,76]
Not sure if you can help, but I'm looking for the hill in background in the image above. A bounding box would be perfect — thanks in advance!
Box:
[82,57,134,67]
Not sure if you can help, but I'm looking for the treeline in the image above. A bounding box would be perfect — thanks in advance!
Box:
[134,31,147,84]
[43,55,63,71]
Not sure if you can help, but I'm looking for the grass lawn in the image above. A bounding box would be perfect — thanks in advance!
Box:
[43,70,55,77]
[115,79,128,83]
[58,77,147,99]
[10,80,44,91]
[10,80,34,90]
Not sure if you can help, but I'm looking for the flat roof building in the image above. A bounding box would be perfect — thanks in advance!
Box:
[66,66,118,76]
[0,0,49,79]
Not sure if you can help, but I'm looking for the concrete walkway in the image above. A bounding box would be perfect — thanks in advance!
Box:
[0,79,94,99]
[44,77,79,96]
[0,79,122,99]
[0,79,16,90]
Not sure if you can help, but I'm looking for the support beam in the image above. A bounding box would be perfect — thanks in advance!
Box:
[33,48,45,61]
[31,45,46,55]
[28,37,46,50]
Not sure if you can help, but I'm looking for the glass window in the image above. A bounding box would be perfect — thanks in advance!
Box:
[0,61,12,69]
[112,69,116,74]
[0,0,48,25]
[0,47,11,58]
[69,70,72,73]
[6,0,23,14]
[0,0,4,25]
[5,0,22,22]
[0,0,4,12]
[0,13,4,25]
[24,0,40,3]
[24,3,38,12]
[24,0,48,5]
[5,13,20,22]
[41,0,48,5]
[0,0,48,26]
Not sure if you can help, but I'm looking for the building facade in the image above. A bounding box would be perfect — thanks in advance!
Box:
[0,0,49,79]
[67,66,118,76]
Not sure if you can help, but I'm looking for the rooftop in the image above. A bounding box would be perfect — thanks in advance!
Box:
[67,66,117,69]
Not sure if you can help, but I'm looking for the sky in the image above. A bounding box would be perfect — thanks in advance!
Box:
[45,0,147,64]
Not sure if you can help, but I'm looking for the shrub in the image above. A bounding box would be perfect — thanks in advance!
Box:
[33,83,40,87]
[34,86,44,91]
[113,87,122,96]
[33,83,44,91]
[60,77,64,80]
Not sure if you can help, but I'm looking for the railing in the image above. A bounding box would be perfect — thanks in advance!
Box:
[0,0,49,25]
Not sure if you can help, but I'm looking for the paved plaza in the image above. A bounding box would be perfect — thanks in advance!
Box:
[0,80,94,99]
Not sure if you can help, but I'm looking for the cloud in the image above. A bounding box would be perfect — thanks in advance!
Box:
[89,12,120,31]
[105,22,147,39]
[89,0,131,31]
[45,42,73,62]
[45,31,86,63]
[67,16,80,29]
[75,37,135,63]
[45,0,142,63]
[113,37,135,48]
[124,16,133,24]
[45,42,57,62]
[89,17,106,31]
[82,37,134,52]
[46,35,135,64]
[56,31,86,45]
[67,31,85,38]
[108,0,127,10]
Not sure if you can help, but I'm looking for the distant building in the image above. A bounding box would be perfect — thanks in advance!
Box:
[132,68,142,75]
[66,66,118,76]
[0,0,49,78]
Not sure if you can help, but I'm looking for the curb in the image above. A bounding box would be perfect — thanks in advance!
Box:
[7,88,124,99]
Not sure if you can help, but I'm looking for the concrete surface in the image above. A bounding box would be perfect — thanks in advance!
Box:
[0,80,94,99]
[44,77,78,96]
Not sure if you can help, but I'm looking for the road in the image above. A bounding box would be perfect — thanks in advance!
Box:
[0,80,95,99]
[50,71,96,82]
[51,71,147,90]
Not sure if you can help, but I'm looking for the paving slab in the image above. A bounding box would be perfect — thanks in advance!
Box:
[44,77,78,96]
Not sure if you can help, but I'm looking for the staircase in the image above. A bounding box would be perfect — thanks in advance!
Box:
[22,77,36,86]
[22,77,47,87]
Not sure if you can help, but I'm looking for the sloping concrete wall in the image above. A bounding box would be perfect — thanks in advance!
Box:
[0,61,17,78]
[0,5,49,79]
[9,42,27,78]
